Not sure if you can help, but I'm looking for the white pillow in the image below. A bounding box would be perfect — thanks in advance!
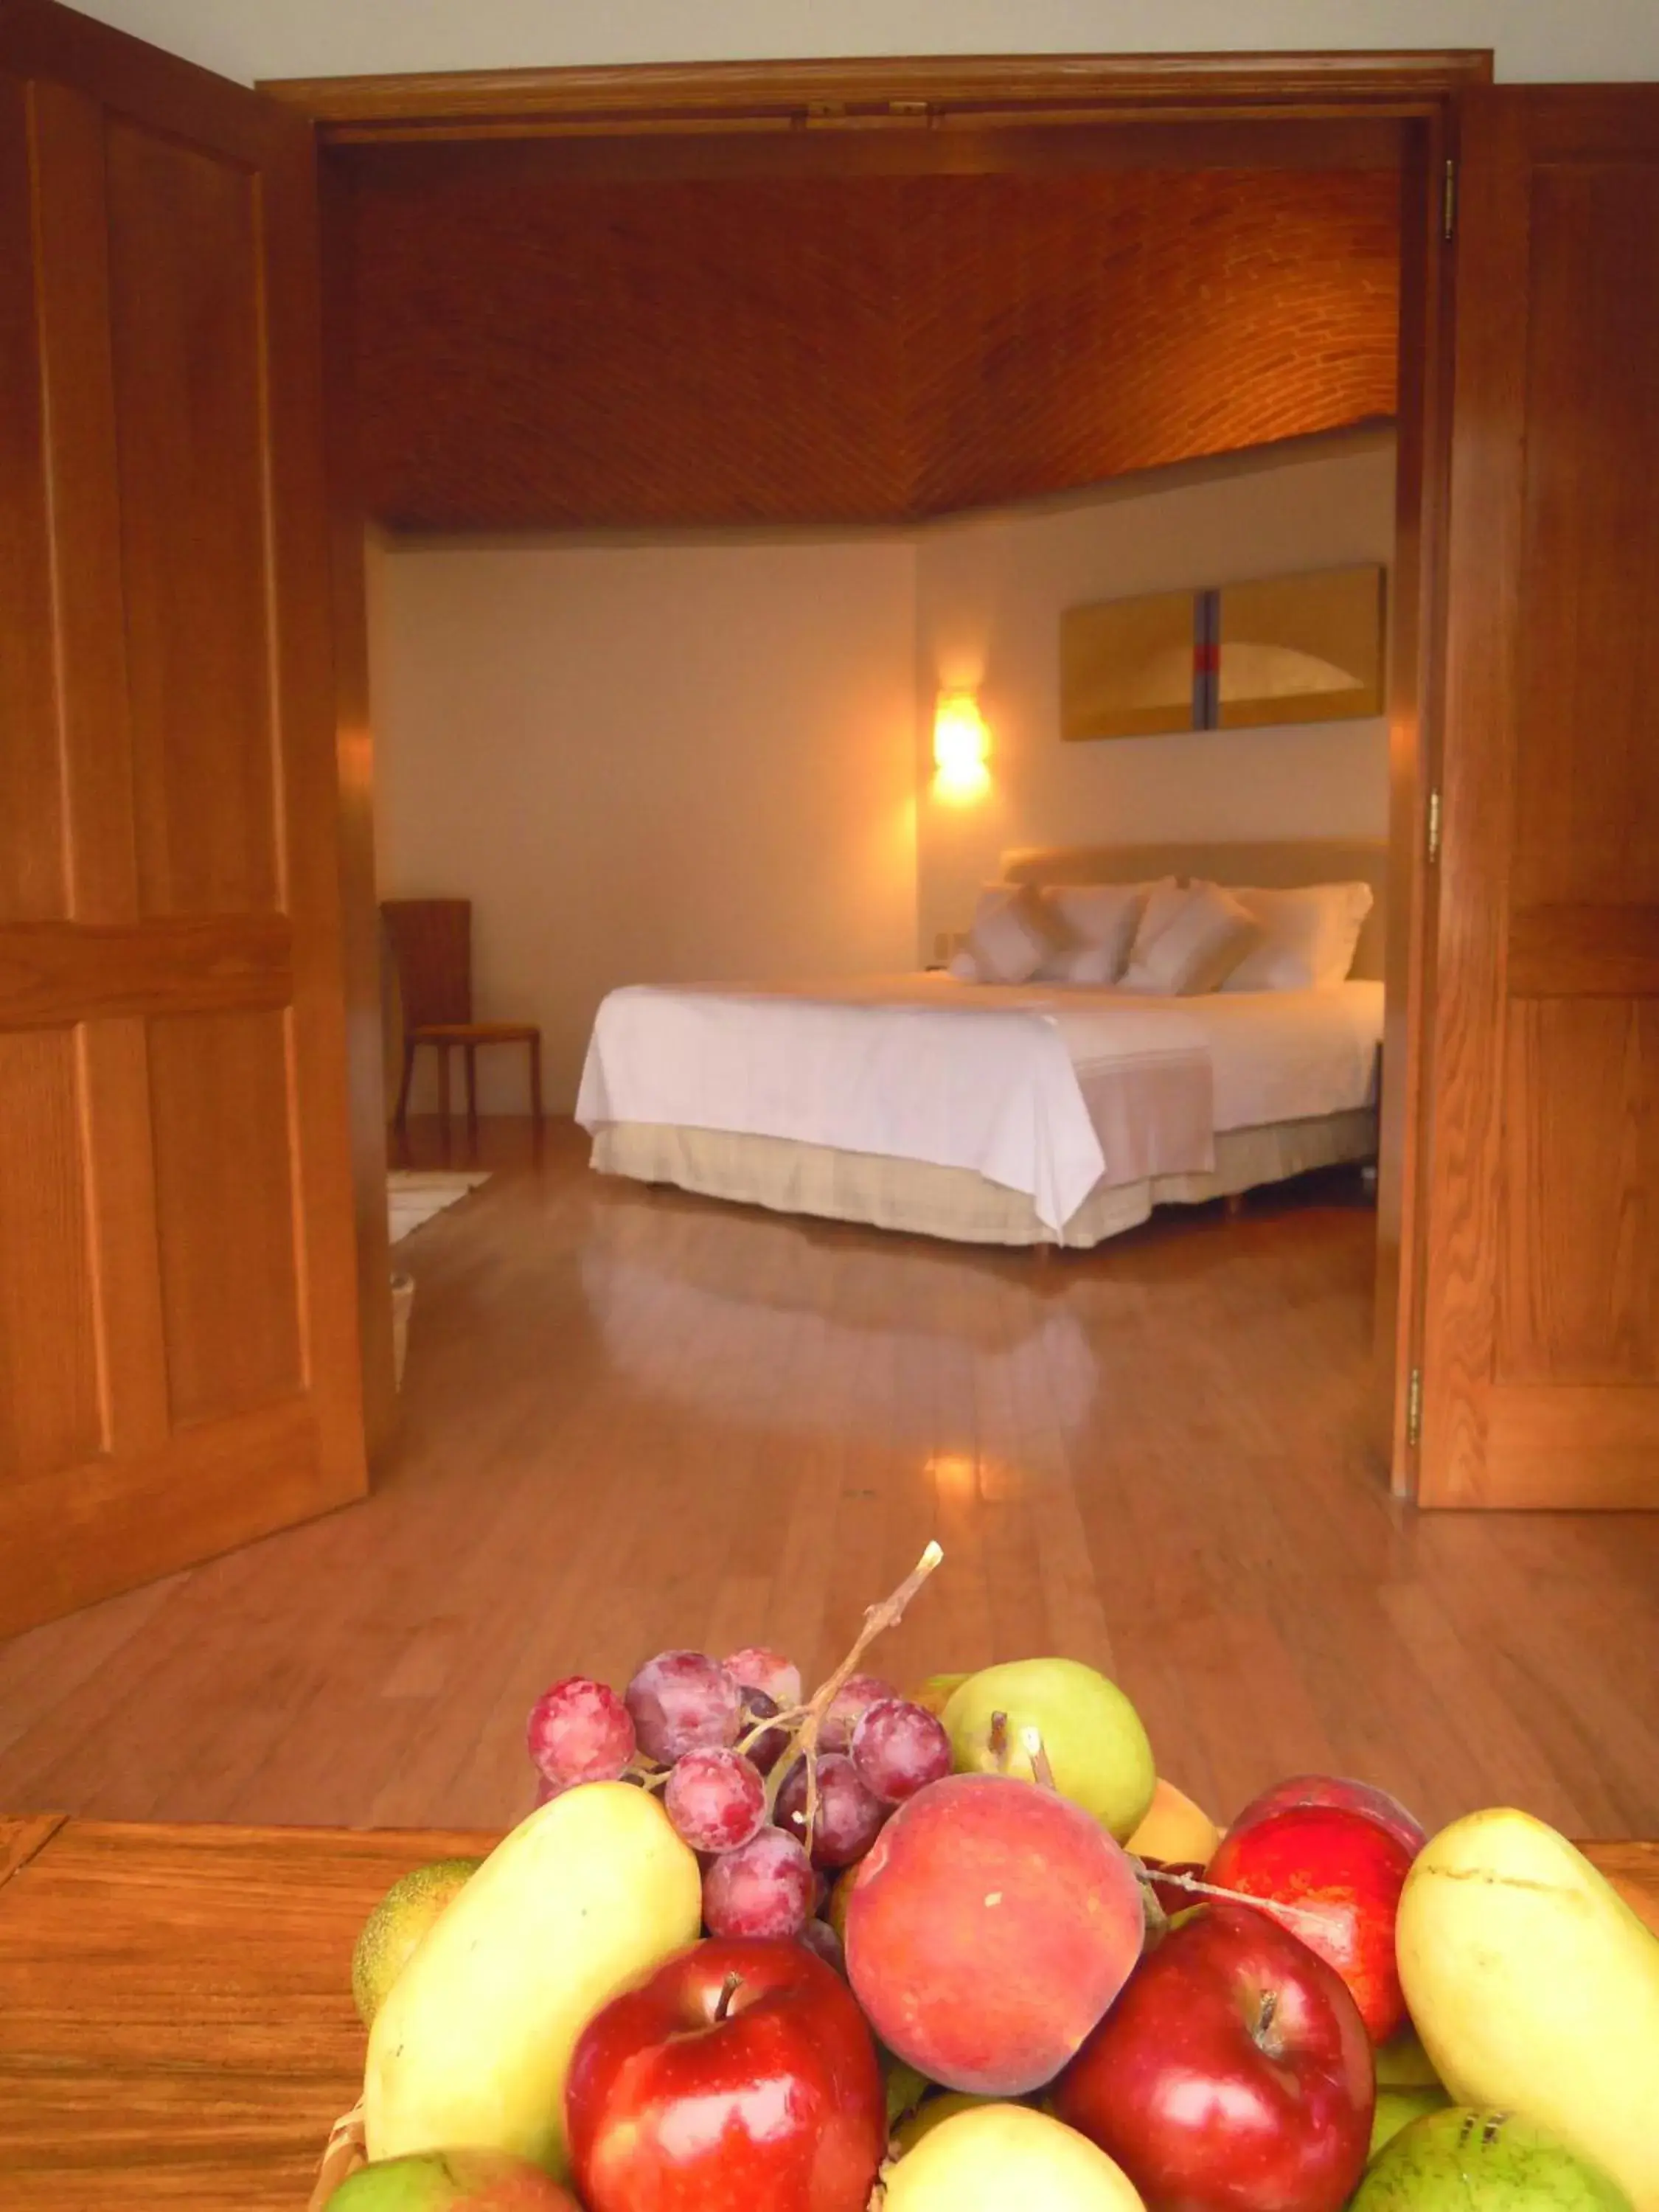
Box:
[1122,880,1262,996]
[1222,882,1375,992]
[1032,880,1169,986]
[949,883,1062,985]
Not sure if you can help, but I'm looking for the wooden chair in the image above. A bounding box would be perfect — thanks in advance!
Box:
[381,899,542,1137]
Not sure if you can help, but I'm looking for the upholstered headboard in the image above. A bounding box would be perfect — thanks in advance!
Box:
[1001,838,1390,981]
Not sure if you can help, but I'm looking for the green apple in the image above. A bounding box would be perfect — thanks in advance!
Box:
[1354,2107,1635,2211]
[325,2148,580,2208]
[943,1658,1155,1840]
[1370,2087,1450,2160]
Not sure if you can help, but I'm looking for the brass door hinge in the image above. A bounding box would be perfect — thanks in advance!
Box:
[1426,789,1443,866]
[1407,1367,1424,1449]
[1443,158,1458,243]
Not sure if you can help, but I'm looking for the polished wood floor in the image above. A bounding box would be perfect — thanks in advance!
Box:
[3,1119,1658,1837]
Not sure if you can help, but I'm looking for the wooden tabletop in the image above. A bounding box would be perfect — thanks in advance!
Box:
[1,1816,1657,2208]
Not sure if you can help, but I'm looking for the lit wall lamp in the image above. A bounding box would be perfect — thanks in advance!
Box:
[933,690,991,801]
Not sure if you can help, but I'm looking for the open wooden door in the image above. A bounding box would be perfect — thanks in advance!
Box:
[1418,86,1659,1506]
[0,0,367,1631]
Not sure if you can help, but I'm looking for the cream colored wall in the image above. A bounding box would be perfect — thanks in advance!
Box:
[914,434,1397,955]
[372,535,918,1110]
[66,0,1659,87]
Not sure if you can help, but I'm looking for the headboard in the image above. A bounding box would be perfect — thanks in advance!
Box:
[1001,838,1390,982]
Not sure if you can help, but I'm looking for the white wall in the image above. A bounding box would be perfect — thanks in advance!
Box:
[372,536,918,1110]
[65,0,1659,88]
[914,434,1397,952]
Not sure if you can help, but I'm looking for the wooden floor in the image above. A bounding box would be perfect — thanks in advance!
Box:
[3,1119,1658,1839]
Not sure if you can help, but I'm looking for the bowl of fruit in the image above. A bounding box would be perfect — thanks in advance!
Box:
[315,1545,1659,2212]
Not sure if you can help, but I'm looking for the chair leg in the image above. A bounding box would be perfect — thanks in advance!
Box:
[394,1040,417,1133]
[465,1043,479,1141]
[437,1041,451,1126]
[529,1033,543,1128]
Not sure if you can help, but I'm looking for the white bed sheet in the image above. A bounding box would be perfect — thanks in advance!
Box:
[575,975,1382,1235]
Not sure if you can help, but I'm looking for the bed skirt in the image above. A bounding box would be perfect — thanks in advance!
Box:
[588,1109,1377,1251]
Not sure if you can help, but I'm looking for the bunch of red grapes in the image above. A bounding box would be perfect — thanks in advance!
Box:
[526,1646,952,1953]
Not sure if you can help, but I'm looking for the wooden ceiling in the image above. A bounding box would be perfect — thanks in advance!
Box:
[341,150,1399,531]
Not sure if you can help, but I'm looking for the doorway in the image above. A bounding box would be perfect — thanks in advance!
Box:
[276,49,1478,1499]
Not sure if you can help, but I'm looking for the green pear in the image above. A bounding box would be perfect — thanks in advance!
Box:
[1374,2026,1444,2090]
[324,2148,581,2208]
[943,1658,1155,1840]
[1354,2107,1635,2210]
[883,2102,1144,2210]
[364,1782,702,2178]
[1397,1809,1659,2209]
[881,2051,933,2128]
[352,1858,482,2026]
[1371,2087,1450,2160]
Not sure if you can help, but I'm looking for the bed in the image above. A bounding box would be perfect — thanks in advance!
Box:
[577,840,1387,1250]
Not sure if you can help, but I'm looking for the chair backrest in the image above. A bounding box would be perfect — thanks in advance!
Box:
[381,899,473,1027]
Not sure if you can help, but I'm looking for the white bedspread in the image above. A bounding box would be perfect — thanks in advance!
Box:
[575,975,1382,1235]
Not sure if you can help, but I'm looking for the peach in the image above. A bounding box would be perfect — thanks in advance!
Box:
[845,1774,1144,2097]
[1125,1778,1222,1868]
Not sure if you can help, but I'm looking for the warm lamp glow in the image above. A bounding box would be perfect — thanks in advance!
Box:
[933,692,991,799]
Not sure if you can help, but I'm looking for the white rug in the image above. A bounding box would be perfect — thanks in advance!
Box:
[388,1169,490,1245]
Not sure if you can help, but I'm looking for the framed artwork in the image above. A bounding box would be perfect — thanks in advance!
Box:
[1217,564,1386,728]
[1060,587,1198,741]
[1060,563,1385,740]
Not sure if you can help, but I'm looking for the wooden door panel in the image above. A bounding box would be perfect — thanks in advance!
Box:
[0,1,367,1634]
[0,74,66,926]
[1512,164,1659,911]
[1500,1001,1658,1383]
[0,1030,102,1479]
[1420,86,1659,1506]
[147,1012,305,1426]
[29,74,137,928]
[105,118,282,919]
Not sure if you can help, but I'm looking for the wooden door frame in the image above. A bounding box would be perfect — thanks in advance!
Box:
[270,48,1489,1500]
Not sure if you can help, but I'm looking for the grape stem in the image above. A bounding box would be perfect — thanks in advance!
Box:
[793,1541,945,1857]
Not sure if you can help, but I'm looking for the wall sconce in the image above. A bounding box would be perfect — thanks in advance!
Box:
[933,691,991,801]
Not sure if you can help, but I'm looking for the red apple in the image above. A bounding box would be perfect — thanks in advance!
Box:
[844,1772,1145,2096]
[1206,1805,1413,2042]
[1228,1774,1426,1860]
[1055,1903,1374,2212]
[564,1936,884,2212]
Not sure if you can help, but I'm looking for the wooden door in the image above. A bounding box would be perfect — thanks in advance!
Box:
[0,0,366,1632]
[1419,87,1659,1506]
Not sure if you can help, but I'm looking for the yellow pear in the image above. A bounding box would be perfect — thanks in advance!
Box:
[364,1781,702,2178]
[1126,1778,1221,1866]
[891,2091,996,2156]
[351,1857,481,2026]
[1396,1808,1659,2211]
[883,2103,1145,2211]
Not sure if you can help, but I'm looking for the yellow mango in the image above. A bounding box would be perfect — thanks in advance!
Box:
[1396,1808,1659,2211]
[364,1782,701,2177]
